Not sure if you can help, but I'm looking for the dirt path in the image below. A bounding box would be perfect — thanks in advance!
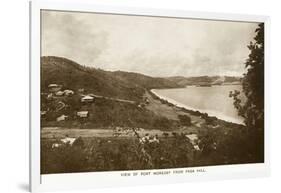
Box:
[41,126,199,139]
[41,127,158,139]
[88,94,136,104]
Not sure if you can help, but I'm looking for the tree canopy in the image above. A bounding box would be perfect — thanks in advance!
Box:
[230,23,264,132]
[229,23,264,161]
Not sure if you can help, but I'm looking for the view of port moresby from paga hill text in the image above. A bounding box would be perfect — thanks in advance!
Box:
[40,10,265,174]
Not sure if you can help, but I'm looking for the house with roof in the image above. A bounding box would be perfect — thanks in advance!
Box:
[48,84,62,92]
[64,89,74,96]
[55,90,64,96]
[81,95,94,103]
[185,134,200,151]
[56,114,68,122]
[41,111,47,118]
[77,111,89,118]
[61,137,76,146]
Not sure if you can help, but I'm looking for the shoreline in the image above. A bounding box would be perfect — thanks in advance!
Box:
[150,89,244,125]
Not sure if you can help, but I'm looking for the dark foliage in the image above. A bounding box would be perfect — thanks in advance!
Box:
[229,23,264,161]
[41,136,195,174]
[230,23,264,131]
[178,115,192,126]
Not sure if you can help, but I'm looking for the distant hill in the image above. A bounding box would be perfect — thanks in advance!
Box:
[41,56,180,101]
[41,56,241,101]
[167,75,242,87]
[111,71,180,89]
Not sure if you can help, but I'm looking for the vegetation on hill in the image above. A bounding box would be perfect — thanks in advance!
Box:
[41,56,181,129]
[167,75,241,87]
[41,123,260,174]
[42,96,176,130]
[112,71,181,89]
[41,56,180,101]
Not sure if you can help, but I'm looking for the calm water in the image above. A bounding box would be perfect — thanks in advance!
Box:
[152,85,244,124]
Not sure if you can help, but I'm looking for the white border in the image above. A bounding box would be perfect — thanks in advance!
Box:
[30,0,270,192]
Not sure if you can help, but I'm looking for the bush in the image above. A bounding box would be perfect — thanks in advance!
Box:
[41,143,88,174]
[73,137,85,148]
[178,115,192,126]
[153,117,172,130]
[205,116,217,126]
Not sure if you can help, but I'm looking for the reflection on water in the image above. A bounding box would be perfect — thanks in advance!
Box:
[152,85,244,124]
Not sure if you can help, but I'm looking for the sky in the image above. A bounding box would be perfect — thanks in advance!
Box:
[41,10,259,77]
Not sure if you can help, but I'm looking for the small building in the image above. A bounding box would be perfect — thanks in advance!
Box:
[144,98,150,104]
[40,111,47,117]
[64,89,74,96]
[48,83,59,88]
[47,93,53,100]
[55,90,64,96]
[185,134,198,143]
[81,95,94,103]
[56,115,68,122]
[52,143,62,148]
[77,111,89,118]
[48,84,62,92]
[138,103,146,108]
[61,137,76,146]
[185,134,200,151]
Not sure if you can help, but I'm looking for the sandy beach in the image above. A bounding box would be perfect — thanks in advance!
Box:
[150,89,244,125]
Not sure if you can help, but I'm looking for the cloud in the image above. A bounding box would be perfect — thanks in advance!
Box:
[42,11,109,65]
[42,10,258,77]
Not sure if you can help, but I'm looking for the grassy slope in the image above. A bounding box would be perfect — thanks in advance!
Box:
[41,56,181,129]
[112,71,181,89]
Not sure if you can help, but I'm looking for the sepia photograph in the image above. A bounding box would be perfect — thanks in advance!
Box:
[40,9,264,174]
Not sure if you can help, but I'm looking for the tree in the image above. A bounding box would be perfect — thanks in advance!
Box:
[230,23,264,131]
[229,23,264,161]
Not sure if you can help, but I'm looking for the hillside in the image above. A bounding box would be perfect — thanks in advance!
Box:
[111,71,181,89]
[41,56,180,101]
[167,76,242,87]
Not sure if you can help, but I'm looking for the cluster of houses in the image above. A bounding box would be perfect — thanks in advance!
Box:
[138,132,200,150]
[111,126,200,151]
[42,83,97,122]
[113,127,145,137]
[112,127,160,144]
[47,84,74,98]
[43,83,151,123]
[139,134,160,144]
